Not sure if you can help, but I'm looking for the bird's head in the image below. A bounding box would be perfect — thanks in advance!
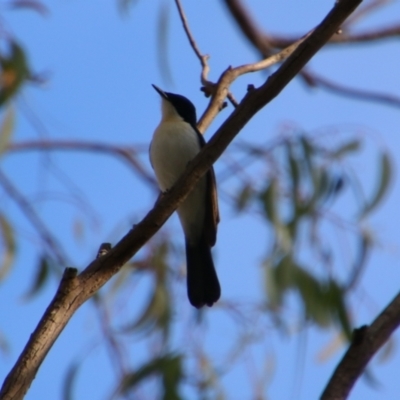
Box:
[152,84,197,127]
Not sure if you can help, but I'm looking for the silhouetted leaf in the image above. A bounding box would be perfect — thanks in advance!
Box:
[235,183,253,212]
[161,354,182,400]
[274,255,294,291]
[22,255,49,299]
[293,265,331,327]
[0,41,30,105]
[260,179,278,223]
[326,280,352,340]
[359,151,392,219]
[0,214,15,281]
[314,169,331,203]
[265,260,283,308]
[285,140,300,197]
[265,255,294,308]
[0,106,14,156]
[121,241,171,339]
[123,282,169,334]
[331,139,361,159]
[120,354,183,400]
[299,135,314,173]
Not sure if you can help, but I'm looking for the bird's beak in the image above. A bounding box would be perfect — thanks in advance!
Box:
[152,84,168,100]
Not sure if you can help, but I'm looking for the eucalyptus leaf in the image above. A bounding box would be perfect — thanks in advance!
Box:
[235,183,253,212]
[0,107,14,156]
[120,353,183,400]
[21,255,49,300]
[260,179,278,223]
[0,41,30,105]
[0,214,16,281]
[331,139,361,159]
[359,151,392,219]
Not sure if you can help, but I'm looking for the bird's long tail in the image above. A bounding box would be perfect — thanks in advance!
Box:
[185,235,221,308]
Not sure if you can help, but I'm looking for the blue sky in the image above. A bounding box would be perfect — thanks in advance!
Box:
[1,0,400,399]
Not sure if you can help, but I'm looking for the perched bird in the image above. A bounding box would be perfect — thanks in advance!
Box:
[150,85,221,308]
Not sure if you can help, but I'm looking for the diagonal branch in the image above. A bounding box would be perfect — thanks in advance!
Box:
[0,0,363,398]
[321,290,400,400]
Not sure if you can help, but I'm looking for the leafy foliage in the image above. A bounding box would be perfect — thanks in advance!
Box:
[120,353,183,400]
[0,41,30,106]
[236,134,390,338]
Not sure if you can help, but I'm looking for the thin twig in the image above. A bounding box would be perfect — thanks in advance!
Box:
[301,69,400,109]
[7,140,157,188]
[174,0,211,87]
[0,170,68,267]
[223,0,400,113]
[198,34,310,132]
[234,32,312,75]
[227,92,239,108]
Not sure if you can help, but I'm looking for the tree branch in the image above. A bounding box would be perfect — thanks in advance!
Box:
[0,0,363,398]
[174,0,211,87]
[321,290,400,400]
[223,0,399,109]
[301,69,400,109]
[7,139,157,188]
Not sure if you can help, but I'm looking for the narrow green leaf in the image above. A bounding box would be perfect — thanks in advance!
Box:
[293,265,331,327]
[285,140,300,197]
[299,135,314,173]
[274,255,294,290]
[0,107,14,156]
[260,179,278,223]
[0,214,16,281]
[327,281,352,340]
[161,355,183,400]
[121,360,163,392]
[0,41,30,105]
[331,139,361,159]
[22,255,49,299]
[359,152,392,219]
[120,354,182,397]
[264,259,282,309]
[235,183,253,212]
[316,169,330,201]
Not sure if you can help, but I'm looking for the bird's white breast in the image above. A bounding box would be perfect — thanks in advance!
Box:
[150,120,207,242]
[150,120,201,191]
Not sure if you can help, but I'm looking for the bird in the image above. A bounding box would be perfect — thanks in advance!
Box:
[150,85,221,308]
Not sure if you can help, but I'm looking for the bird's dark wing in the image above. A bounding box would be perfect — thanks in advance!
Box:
[195,127,219,247]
